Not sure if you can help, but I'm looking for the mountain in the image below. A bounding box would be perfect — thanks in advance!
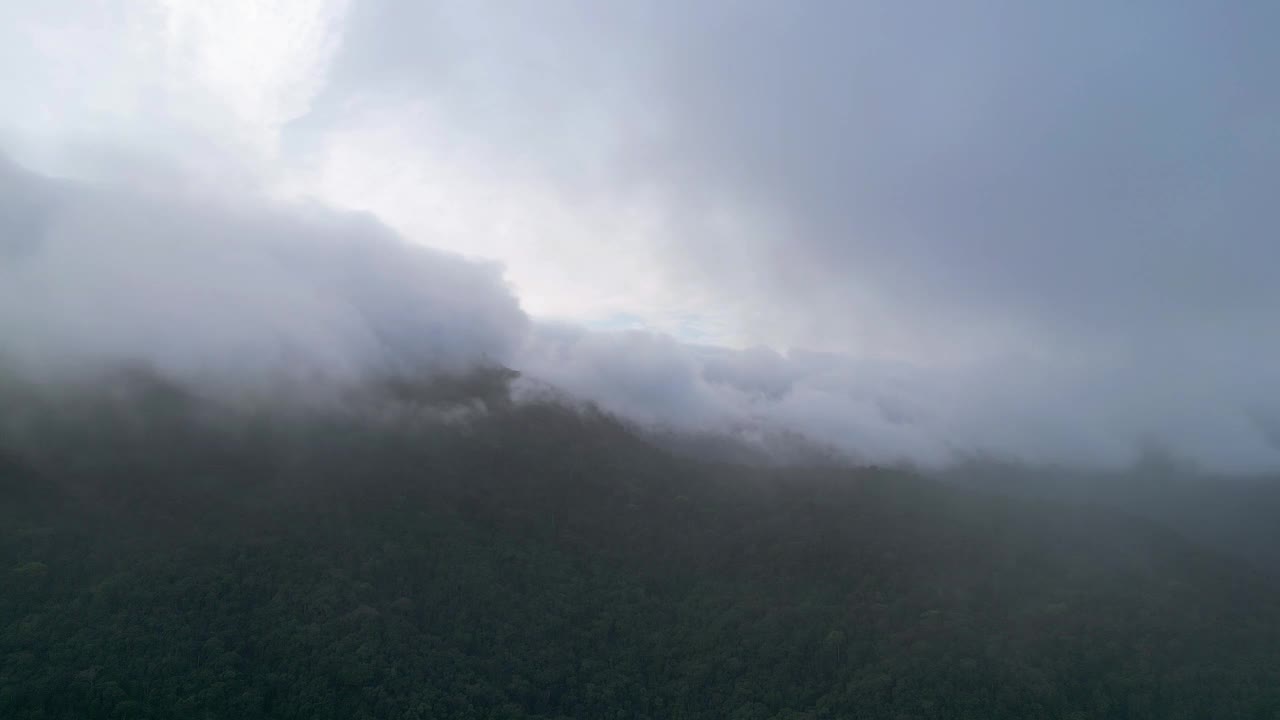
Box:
[3,368,1280,719]
[941,457,1280,579]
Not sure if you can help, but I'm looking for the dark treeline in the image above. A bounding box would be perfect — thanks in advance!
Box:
[3,367,1280,719]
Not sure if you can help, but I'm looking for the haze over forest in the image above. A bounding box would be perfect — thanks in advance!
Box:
[2,2,1280,719]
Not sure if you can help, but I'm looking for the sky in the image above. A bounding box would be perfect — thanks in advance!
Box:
[2,0,1279,471]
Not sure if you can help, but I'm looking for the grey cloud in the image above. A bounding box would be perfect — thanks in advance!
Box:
[516,325,1280,472]
[681,12,1269,378]
[0,157,528,383]
[515,325,966,466]
[517,325,719,427]
[317,1,1280,351]
[306,0,1280,471]
[699,345,796,401]
[646,2,1280,347]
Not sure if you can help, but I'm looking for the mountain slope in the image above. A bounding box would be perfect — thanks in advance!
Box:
[2,371,1280,719]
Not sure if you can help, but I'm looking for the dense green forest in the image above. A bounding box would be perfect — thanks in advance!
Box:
[3,368,1280,719]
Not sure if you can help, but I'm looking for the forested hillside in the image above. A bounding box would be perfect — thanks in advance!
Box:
[3,368,1280,719]
[942,458,1280,579]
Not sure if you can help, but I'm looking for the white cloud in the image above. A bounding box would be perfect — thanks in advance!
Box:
[517,325,1280,472]
[0,0,347,179]
[282,102,743,342]
[153,0,350,153]
[0,159,527,385]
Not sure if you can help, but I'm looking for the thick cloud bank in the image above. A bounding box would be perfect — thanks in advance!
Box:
[3,157,1278,472]
[519,326,1280,473]
[0,158,527,383]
